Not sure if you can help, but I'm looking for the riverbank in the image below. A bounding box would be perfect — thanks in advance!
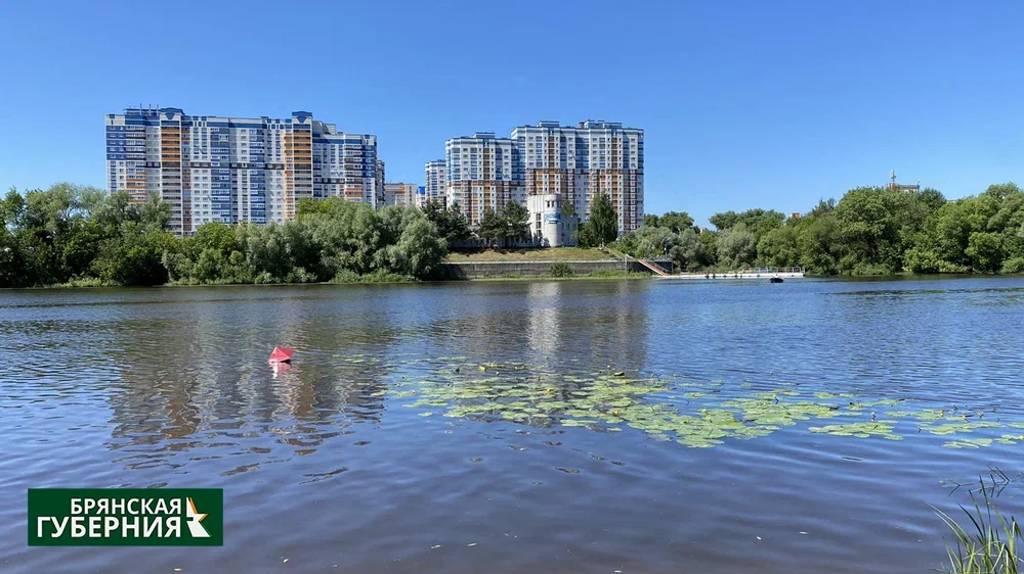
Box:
[19,269,652,289]
[13,269,1024,289]
[439,260,672,279]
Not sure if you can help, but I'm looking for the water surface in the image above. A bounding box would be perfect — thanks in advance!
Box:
[2,277,1023,573]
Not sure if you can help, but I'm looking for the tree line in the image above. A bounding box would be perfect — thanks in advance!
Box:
[2,181,1022,287]
[617,183,1024,275]
[0,184,454,287]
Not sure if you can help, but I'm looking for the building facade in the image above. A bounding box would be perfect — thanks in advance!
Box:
[383,182,418,207]
[527,193,578,247]
[424,159,447,207]
[106,107,379,234]
[444,132,522,227]
[512,120,643,234]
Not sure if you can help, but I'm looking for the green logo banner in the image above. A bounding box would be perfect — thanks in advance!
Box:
[28,488,223,546]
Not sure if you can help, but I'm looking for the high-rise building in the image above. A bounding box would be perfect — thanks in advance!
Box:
[383,182,418,207]
[105,107,379,234]
[424,159,447,207]
[512,120,643,233]
[444,132,522,227]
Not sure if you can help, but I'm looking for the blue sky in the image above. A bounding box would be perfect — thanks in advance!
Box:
[1,0,1021,224]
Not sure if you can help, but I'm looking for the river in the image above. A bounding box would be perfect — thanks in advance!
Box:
[2,276,1023,573]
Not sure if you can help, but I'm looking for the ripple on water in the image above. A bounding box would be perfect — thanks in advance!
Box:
[1,278,1024,573]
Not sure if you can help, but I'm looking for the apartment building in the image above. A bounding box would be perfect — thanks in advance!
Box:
[512,120,643,233]
[383,182,418,207]
[105,107,379,234]
[424,159,447,207]
[444,132,522,227]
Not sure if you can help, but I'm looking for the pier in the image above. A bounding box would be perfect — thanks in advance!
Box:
[658,268,805,280]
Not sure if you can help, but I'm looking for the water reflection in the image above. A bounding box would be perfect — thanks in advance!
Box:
[3,278,1024,574]
[103,291,406,471]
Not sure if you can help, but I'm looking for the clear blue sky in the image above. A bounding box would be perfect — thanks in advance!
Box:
[1,0,1021,224]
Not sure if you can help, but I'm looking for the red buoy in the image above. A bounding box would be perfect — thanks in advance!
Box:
[268,346,294,363]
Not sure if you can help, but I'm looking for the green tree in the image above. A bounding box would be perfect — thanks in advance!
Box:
[716,222,758,269]
[92,223,173,285]
[501,201,530,246]
[387,214,447,277]
[697,230,719,269]
[422,199,471,245]
[834,187,942,274]
[644,211,694,233]
[966,231,1003,273]
[796,213,841,274]
[476,208,503,248]
[757,225,800,268]
[709,208,784,236]
[578,193,618,247]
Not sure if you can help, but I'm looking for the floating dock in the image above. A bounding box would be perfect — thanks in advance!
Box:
[658,271,805,281]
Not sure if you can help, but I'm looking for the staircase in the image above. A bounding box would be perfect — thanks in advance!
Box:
[600,246,671,276]
[632,257,670,276]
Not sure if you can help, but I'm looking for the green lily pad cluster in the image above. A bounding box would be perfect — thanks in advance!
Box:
[387,361,1024,450]
[809,421,902,440]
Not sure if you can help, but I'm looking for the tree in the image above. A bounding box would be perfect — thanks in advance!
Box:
[716,222,758,269]
[709,209,784,235]
[501,202,530,246]
[675,228,709,271]
[388,215,447,277]
[645,211,694,233]
[163,198,448,284]
[92,223,173,285]
[617,224,709,271]
[697,230,719,269]
[628,225,677,259]
[833,186,943,274]
[757,225,800,268]
[578,193,618,247]
[966,232,1003,273]
[796,213,841,275]
[476,208,504,248]
[422,199,470,245]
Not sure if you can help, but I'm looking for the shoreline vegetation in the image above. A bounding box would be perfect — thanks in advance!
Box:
[1,181,1023,288]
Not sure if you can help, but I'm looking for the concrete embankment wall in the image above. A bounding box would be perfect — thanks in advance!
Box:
[440,259,674,279]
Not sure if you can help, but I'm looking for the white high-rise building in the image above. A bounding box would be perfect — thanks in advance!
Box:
[424,159,447,207]
[106,107,380,234]
[444,132,522,227]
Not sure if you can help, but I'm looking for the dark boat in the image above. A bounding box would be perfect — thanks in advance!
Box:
[769,277,784,284]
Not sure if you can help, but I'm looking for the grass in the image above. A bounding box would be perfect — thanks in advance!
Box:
[444,247,614,262]
[937,481,1024,574]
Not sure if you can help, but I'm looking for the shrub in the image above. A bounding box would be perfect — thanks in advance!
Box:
[549,262,575,277]
[1001,257,1024,274]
